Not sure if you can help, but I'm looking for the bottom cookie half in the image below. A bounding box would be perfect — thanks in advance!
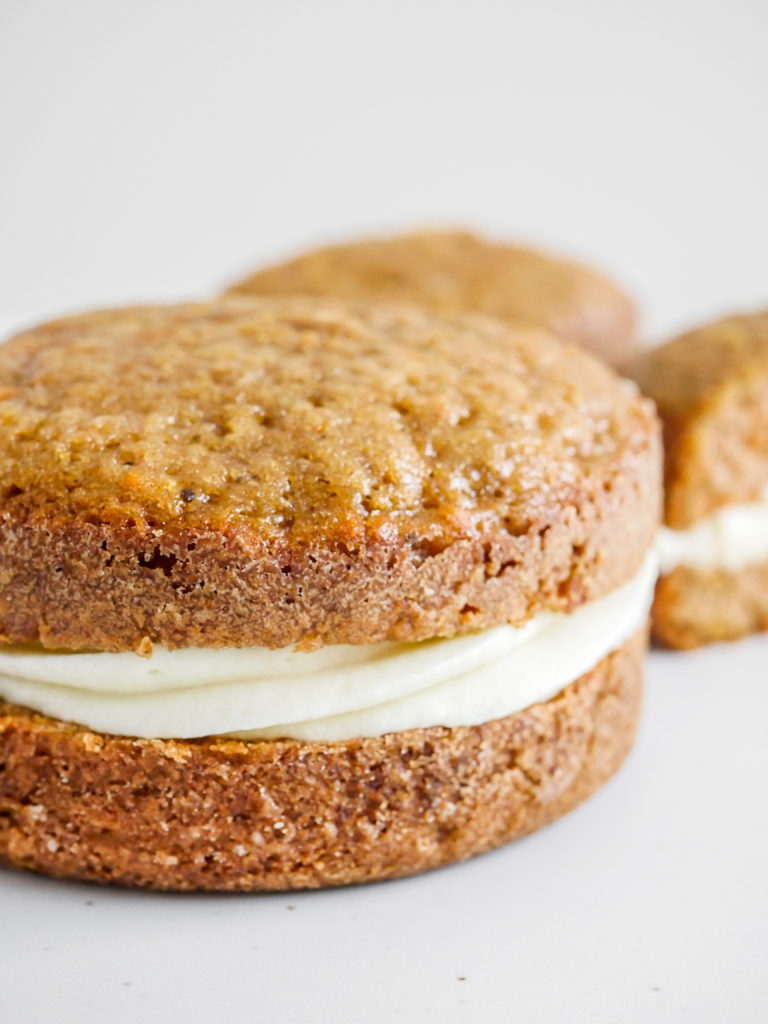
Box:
[653,563,768,649]
[0,630,645,891]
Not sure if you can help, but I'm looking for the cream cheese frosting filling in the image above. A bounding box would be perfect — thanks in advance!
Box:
[657,485,768,575]
[0,553,657,741]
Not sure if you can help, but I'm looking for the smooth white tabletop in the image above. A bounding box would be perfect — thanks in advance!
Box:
[2,0,768,1019]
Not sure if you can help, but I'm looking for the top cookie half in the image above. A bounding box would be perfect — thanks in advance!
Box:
[224,231,638,366]
[0,299,660,652]
[630,311,768,529]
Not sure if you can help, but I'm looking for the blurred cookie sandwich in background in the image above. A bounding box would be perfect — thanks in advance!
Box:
[630,311,768,648]
[224,229,639,366]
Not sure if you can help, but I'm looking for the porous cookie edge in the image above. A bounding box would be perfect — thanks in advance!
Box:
[0,434,660,652]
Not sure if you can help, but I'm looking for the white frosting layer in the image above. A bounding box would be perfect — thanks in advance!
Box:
[657,485,768,575]
[0,554,657,741]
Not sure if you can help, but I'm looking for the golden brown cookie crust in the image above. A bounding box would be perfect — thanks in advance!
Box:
[629,311,768,528]
[652,563,768,649]
[0,299,661,652]
[0,630,644,891]
[224,230,638,365]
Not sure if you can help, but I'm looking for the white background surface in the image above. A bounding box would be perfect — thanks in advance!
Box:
[1,1,767,1021]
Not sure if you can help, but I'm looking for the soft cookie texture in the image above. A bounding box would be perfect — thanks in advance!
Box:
[0,631,644,891]
[223,230,639,366]
[0,297,660,890]
[630,311,768,648]
[0,299,659,653]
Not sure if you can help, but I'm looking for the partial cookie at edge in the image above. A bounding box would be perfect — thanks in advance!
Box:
[652,562,768,649]
[629,310,768,529]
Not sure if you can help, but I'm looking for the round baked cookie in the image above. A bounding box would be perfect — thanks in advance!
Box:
[0,298,661,890]
[629,311,768,648]
[223,230,638,366]
[0,300,659,653]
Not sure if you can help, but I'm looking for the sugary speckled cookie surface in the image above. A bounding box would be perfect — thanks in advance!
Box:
[224,230,638,365]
